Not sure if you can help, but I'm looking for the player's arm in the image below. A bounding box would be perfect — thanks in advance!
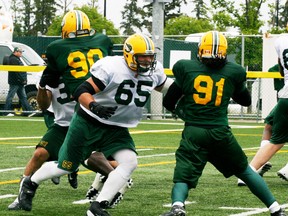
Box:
[74,77,117,119]
[37,88,52,110]
[39,67,60,88]
[74,77,99,109]
[163,82,183,112]
[154,77,174,94]
[232,83,251,107]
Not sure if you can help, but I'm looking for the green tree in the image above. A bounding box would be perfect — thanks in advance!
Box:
[33,0,59,35]
[56,0,74,14]
[119,0,190,34]
[211,0,266,72]
[268,0,288,33]
[211,0,265,33]
[120,0,143,35]
[164,0,188,20]
[21,0,34,36]
[191,0,209,19]
[164,16,213,36]
[10,0,23,36]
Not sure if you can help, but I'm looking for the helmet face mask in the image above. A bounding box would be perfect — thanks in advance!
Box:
[134,53,156,73]
[198,31,228,68]
[61,10,94,39]
[123,34,157,75]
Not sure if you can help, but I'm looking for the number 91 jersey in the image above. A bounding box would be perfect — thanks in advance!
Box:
[172,59,247,126]
[45,33,113,96]
[82,55,167,128]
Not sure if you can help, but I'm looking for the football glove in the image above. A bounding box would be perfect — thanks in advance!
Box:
[39,69,60,88]
[89,102,117,119]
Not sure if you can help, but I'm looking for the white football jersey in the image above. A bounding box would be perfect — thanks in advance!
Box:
[274,34,288,86]
[46,81,76,127]
[80,56,167,128]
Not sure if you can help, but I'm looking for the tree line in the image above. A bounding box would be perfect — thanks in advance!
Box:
[9,0,288,71]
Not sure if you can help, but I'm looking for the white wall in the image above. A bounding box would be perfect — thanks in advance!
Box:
[261,34,279,119]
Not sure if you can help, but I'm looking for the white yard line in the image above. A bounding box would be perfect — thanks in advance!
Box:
[0,167,25,173]
[224,204,288,216]
[0,194,17,199]
[0,136,41,140]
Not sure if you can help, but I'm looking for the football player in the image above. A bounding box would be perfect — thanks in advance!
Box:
[248,32,288,184]
[9,9,117,211]
[160,31,285,216]
[17,33,174,216]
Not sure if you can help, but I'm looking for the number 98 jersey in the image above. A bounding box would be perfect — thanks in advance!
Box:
[45,33,113,96]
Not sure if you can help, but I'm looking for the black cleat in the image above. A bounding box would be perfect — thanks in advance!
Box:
[271,209,286,216]
[8,200,20,210]
[86,186,100,200]
[51,176,60,185]
[258,162,272,177]
[85,174,106,200]
[160,205,186,216]
[109,178,133,208]
[18,177,38,211]
[86,201,110,216]
[68,169,78,189]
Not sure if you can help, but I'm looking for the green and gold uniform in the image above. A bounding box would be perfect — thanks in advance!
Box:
[40,33,113,160]
[171,59,249,187]
[45,33,113,95]
[163,58,277,210]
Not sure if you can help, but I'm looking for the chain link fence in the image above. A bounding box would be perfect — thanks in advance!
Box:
[0,34,276,120]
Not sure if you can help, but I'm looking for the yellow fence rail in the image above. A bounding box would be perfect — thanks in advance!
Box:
[0,65,283,78]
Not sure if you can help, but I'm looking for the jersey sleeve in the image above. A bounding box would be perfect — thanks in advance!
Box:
[154,61,167,87]
[172,60,186,88]
[90,58,110,88]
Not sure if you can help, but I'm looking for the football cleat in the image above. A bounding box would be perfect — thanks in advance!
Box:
[277,164,288,181]
[8,199,20,210]
[18,177,38,211]
[257,162,272,177]
[86,186,100,201]
[51,176,60,185]
[109,178,133,208]
[86,173,106,200]
[8,176,24,210]
[160,205,186,216]
[86,201,110,216]
[237,178,246,187]
[271,208,286,216]
[68,169,79,189]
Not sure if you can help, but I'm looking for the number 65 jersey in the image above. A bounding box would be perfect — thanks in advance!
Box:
[80,55,167,128]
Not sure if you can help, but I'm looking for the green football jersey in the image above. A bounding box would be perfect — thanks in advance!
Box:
[45,33,113,96]
[173,59,247,126]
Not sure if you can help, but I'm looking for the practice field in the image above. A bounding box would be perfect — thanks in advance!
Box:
[0,117,287,216]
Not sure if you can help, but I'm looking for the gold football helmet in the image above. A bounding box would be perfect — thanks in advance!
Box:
[61,10,93,38]
[198,31,227,60]
[123,33,156,73]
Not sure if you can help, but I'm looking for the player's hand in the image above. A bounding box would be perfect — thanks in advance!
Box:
[89,102,118,119]
[171,110,178,120]
[39,69,60,88]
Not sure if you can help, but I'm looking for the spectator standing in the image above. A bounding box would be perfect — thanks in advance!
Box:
[4,47,33,116]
